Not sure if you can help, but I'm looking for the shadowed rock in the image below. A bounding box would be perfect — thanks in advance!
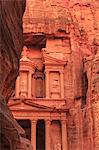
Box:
[0,0,32,149]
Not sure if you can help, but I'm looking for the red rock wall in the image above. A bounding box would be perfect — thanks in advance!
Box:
[17,0,99,150]
[0,1,33,149]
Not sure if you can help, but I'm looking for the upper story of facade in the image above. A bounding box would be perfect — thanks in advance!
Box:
[15,31,69,101]
[9,0,99,109]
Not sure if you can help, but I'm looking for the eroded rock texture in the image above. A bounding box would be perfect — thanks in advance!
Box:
[0,0,32,149]
[22,1,99,150]
[3,0,98,150]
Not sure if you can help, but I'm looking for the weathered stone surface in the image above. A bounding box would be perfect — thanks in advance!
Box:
[23,0,70,34]
[0,0,26,101]
[0,0,32,149]
[6,0,99,150]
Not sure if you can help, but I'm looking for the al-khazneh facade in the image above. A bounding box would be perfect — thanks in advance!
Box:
[8,0,99,150]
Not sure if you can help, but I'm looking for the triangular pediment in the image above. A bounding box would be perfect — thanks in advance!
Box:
[8,99,52,111]
[43,51,67,65]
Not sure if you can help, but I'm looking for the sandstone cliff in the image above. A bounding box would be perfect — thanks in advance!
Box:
[22,1,99,150]
[0,0,32,149]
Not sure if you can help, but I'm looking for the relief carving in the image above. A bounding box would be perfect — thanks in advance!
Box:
[20,72,28,98]
[54,143,62,150]
[50,72,61,98]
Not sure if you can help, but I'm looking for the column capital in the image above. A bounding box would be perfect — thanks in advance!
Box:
[31,119,37,124]
[61,120,67,124]
[45,70,50,74]
[60,70,64,74]
[45,119,51,124]
[29,70,32,74]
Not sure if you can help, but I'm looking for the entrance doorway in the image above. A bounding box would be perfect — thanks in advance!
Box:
[36,120,45,150]
[17,119,31,140]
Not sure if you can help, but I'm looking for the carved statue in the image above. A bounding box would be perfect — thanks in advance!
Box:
[54,143,62,150]
[21,46,28,58]
[50,72,60,93]
[52,79,60,90]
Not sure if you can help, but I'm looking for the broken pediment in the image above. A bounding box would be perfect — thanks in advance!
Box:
[42,50,67,66]
[8,99,53,111]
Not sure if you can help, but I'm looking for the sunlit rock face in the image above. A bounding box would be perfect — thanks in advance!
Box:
[7,0,99,150]
[69,0,99,50]
[23,0,99,52]
[23,0,70,34]
[23,0,99,55]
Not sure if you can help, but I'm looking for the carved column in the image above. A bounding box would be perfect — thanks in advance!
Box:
[61,120,68,150]
[31,120,37,150]
[45,120,51,150]
[45,70,50,98]
[28,71,32,98]
[60,71,64,98]
[32,74,35,98]
[15,76,20,97]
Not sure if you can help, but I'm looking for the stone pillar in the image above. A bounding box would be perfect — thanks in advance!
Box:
[32,74,35,98]
[15,76,20,97]
[45,70,50,98]
[45,120,51,150]
[31,120,37,150]
[60,71,64,98]
[61,120,68,150]
[28,71,32,98]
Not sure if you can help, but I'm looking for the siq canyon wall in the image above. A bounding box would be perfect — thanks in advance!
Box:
[23,0,99,150]
[0,0,32,150]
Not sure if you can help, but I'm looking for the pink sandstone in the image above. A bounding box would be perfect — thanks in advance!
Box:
[6,0,99,150]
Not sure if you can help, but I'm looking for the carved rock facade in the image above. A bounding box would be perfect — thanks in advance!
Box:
[8,0,99,150]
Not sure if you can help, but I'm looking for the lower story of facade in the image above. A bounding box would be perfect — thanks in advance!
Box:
[9,96,98,150]
[9,98,68,150]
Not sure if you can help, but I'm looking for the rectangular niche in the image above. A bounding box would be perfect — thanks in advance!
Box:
[19,71,28,98]
[49,71,61,98]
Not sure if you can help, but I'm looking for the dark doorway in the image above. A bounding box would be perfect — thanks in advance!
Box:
[36,120,45,150]
[17,119,31,140]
